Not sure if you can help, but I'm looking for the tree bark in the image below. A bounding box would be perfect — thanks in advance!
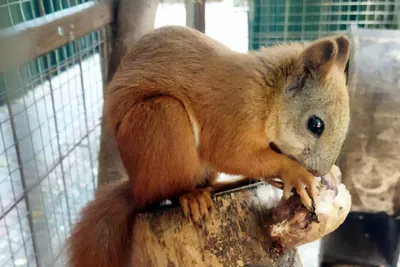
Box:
[130,182,303,267]
[97,0,159,186]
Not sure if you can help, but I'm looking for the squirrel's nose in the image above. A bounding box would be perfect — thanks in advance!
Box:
[309,164,333,177]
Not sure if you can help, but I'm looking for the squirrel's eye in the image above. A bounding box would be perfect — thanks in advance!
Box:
[307,116,324,137]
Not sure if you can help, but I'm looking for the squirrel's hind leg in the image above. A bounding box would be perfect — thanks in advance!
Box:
[115,95,204,210]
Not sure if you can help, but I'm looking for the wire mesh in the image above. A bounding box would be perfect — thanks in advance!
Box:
[248,0,400,49]
[0,0,108,266]
[0,0,94,29]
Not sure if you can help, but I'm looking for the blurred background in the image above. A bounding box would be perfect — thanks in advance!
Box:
[0,0,399,266]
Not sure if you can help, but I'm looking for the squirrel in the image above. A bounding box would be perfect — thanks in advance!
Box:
[68,26,350,267]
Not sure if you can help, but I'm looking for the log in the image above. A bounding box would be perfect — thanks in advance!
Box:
[130,182,304,267]
[128,166,351,266]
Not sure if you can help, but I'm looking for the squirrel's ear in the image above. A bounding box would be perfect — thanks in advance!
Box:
[300,38,338,77]
[334,35,351,73]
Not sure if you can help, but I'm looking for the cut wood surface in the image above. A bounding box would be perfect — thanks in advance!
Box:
[130,182,303,267]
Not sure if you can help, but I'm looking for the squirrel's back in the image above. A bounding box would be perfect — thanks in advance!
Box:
[105,26,272,154]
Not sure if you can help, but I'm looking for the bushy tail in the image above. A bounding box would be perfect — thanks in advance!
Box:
[68,180,135,267]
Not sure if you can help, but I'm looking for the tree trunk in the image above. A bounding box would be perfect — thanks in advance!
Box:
[97,0,159,186]
[185,0,206,33]
[130,182,303,267]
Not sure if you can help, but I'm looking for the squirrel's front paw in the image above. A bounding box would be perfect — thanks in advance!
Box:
[281,167,318,211]
[179,187,215,224]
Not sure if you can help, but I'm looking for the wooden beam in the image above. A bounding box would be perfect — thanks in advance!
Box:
[0,1,114,72]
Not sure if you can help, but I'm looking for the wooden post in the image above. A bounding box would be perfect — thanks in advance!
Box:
[185,0,206,33]
[130,183,303,267]
[0,2,113,72]
[97,0,159,186]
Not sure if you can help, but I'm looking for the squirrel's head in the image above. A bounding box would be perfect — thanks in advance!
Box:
[271,35,351,177]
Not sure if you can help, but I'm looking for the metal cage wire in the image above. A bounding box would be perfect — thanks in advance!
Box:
[0,0,108,266]
[248,0,400,49]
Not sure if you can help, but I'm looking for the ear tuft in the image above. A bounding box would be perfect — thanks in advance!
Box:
[334,35,351,72]
[301,39,338,77]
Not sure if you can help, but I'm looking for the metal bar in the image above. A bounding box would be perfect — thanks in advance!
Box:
[15,68,56,266]
[37,0,72,241]
[76,35,98,190]
[283,0,289,42]
[0,128,28,267]
[45,48,72,230]
[0,193,16,267]
[3,85,41,267]
[0,121,101,221]
[99,27,109,85]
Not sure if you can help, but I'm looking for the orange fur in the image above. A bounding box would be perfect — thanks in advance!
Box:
[68,26,351,266]
[68,180,134,267]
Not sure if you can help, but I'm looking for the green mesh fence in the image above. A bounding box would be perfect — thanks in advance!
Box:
[248,0,400,50]
[0,1,107,266]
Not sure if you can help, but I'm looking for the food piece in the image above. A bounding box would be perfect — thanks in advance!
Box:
[267,165,351,249]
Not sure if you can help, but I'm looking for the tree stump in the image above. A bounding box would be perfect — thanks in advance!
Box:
[130,182,303,267]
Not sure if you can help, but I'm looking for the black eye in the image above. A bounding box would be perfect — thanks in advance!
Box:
[307,116,324,137]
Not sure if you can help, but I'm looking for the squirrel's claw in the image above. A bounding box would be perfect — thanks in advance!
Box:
[281,169,318,212]
[179,187,215,224]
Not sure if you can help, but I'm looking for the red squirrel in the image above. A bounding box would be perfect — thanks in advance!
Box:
[68,26,350,267]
